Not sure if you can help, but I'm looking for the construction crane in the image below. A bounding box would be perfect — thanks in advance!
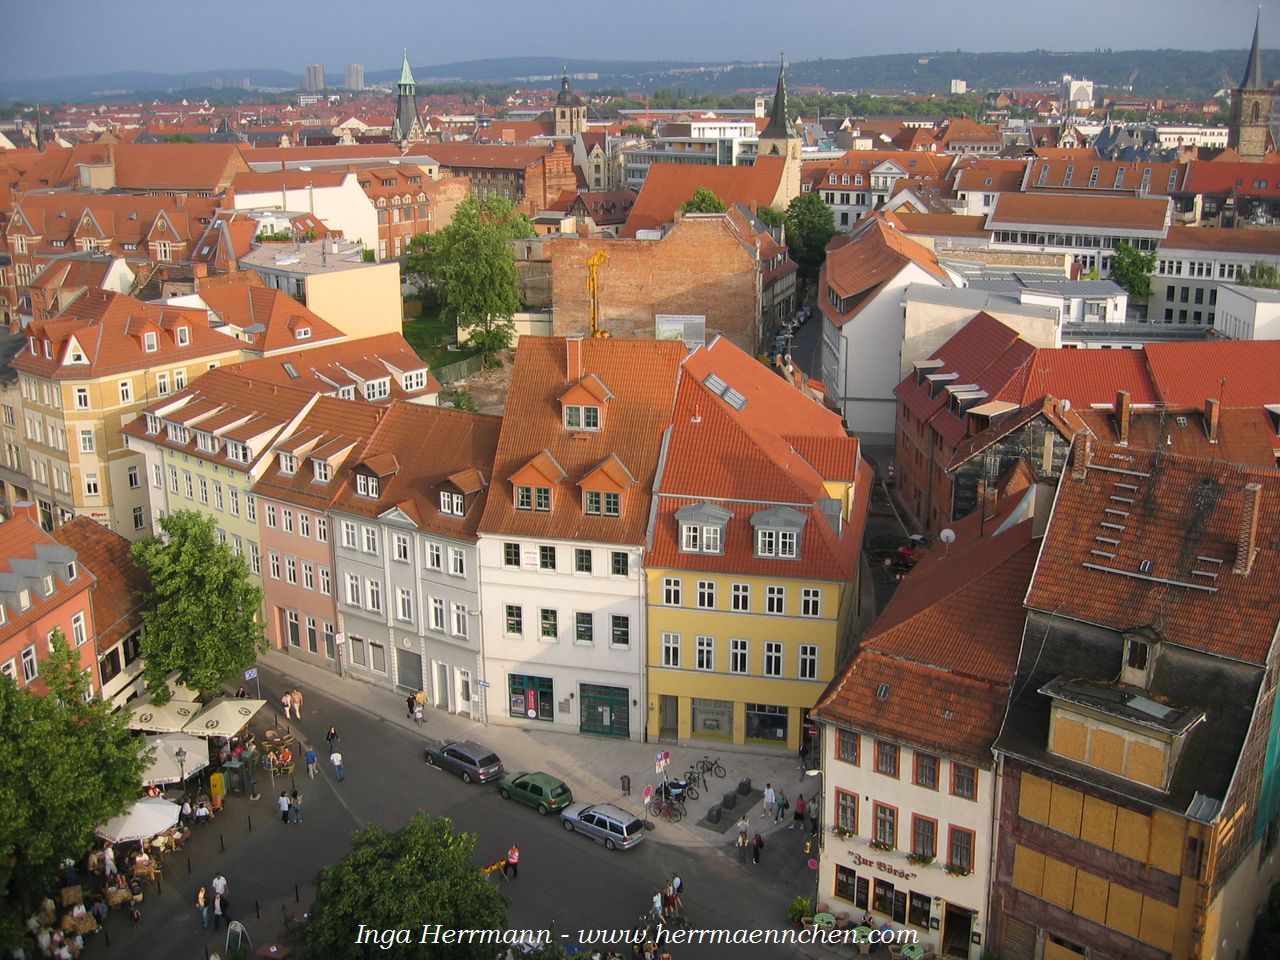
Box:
[585,250,612,338]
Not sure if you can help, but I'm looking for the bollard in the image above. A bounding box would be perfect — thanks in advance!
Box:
[737,777,751,797]
[247,814,253,832]
[706,805,722,824]
[156,873,162,896]
[187,856,192,875]
[721,790,737,811]
[220,833,225,852]
[295,884,300,902]
[103,928,109,949]
[255,899,261,919]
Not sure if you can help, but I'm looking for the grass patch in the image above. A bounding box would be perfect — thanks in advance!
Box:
[402,310,481,369]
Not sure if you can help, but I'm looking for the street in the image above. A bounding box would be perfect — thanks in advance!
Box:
[84,664,829,960]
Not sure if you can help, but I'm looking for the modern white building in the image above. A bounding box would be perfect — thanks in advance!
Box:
[1212,282,1280,339]
[231,170,378,255]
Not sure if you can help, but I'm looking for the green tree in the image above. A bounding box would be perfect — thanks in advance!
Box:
[785,192,838,282]
[163,133,197,143]
[619,123,651,137]
[0,631,147,946]
[405,196,534,365]
[755,205,786,229]
[131,510,264,703]
[679,187,727,214]
[1240,261,1280,289]
[1109,241,1157,299]
[303,814,506,959]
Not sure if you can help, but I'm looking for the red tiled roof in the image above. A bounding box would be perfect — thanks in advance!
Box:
[1027,442,1280,664]
[821,217,949,328]
[951,157,1028,193]
[1000,347,1158,407]
[1161,225,1280,255]
[478,337,685,544]
[987,192,1171,232]
[231,170,349,192]
[0,513,96,644]
[198,284,346,354]
[1145,339,1280,409]
[426,143,554,170]
[1181,159,1280,197]
[890,212,992,238]
[12,143,247,192]
[622,157,787,237]
[1076,407,1280,468]
[51,517,149,653]
[1025,158,1184,195]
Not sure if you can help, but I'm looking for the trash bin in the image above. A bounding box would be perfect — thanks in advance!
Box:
[223,759,244,794]
[620,774,631,796]
[722,790,737,811]
[737,777,751,797]
[706,805,722,824]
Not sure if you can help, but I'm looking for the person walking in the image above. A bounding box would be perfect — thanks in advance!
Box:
[503,843,520,881]
[326,726,339,754]
[405,693,416,719]
[669,871,683,914]
[735,831,748,863]
[305,746,318,779]
[415,688,427,713]
[775,788,789,825]
[212,893,226,930]
[196,886,208,928]
[331,750,345,782]
[762,783,776,820]
[211,872,227,900]
[792,793,806,830]
[290,789,303,824]
[278,791,291,824]
[809,796,819,836]
[736,814,750,840]
[291,689,304,720]
[414,701,424,726]
[751,831,764,865]
[280,691,292,719]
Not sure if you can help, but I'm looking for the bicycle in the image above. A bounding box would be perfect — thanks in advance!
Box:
[646,797,684,822]
[696,755,727,779]
[683,766,705,789]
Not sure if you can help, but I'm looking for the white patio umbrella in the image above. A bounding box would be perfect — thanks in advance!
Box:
[128,697,201,733]
[181,698,266,737]
[95,797,180,843]
[140,733,210,787]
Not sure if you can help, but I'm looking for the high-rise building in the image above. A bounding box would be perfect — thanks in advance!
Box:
[345,63,365,91]
[303,64,326,92]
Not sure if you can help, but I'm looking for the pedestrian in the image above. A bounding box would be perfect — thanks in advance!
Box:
[751,831,764,865]
[180,797,192,825]
[305,746,318,779]
[415,688,427,712]
[736,814,749,838]
[103,844,116,879]
[326,726,339,754]
[405,693,416,719]
[413,702,424,726]
[792,793,806,830]
[212,893,226,930]
[234,686,247,699]
[291,789,303,824]
[196,886,208,928]
[211,872,227,899]
[281,691,292,718]
[762,783,776,820]
[503,843,520,880]
[331,750,345,782]
[799,740,810,773]
[650,888,663,923]
[735,831,748,863]
[291,688,303,719]
[809,796,819,835]
[775,788,788,824]
[279,791,291,823]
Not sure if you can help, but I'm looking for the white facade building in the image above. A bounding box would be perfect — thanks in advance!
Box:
[1213,283,1280,339]
[232,173,378,255]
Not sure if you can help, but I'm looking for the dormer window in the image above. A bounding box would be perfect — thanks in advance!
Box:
[28,337,37,355]
[295,327,311,340]
[440,491,464,516]
[68,346,87,364]
[751,506,806,559]
[363,378,391,401]
[356,473,379,498]
[195,431,218,455]
[143,331,158,353]
[166,423,189,444]
[1121,637,1155,689]
[564,405,600,431]
[145,414,160,434]
[515,485,551,511]
[279,452,297,475]
[403,370,427,391]
[43,340,52,359]
[313,460,332,482]
[584,491,620,516]
[17,589,30,611]
[42,576,54,596]
[676,503,731,555]
[66,562,77,581]
[226,441,249,464]
[176,326,191,346]
[338,386,356,400]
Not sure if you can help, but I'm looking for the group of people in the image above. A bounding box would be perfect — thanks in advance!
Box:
[277,789,305,824]
[404,688,427,725]
[194,872,231,930]
[280,688,304,720]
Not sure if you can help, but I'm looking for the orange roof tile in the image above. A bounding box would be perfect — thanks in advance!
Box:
[1161,224,1280,255]
[1027,442,1280,664]
[198,284,346,354]
[622,157,787,237]
[987,192,1170,232]
[1145,339,1280,409]
[51,517,149,653]
[820,217,949,327]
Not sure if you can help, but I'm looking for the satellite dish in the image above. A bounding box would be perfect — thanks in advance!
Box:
[939,528,957,544]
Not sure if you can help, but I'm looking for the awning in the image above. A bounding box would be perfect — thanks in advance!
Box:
[95,798,180,843]
[140,733,210,787]
[128,697,201,733]
[181,698,266,737]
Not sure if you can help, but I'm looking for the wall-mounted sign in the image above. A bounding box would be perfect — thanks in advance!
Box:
[849,851,917,881]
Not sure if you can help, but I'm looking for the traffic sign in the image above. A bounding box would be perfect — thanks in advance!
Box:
[475,679,491,688]
[642,784,654,801]
[244,668,258,680]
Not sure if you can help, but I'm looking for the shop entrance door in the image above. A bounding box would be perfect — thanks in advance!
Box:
[579,684,630,738]
[941,903,973,958]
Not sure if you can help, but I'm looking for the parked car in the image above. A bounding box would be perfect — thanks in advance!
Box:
[496,771,573,815]
[423,740,504,784]
[560,802,646,851]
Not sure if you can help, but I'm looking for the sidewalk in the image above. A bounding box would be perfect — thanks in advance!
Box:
[258,648,815,854]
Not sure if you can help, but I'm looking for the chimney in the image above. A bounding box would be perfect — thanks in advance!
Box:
[1205,397,1220,444]
[1115,390,1131,445]
[10,500,40,526]
[566,335,584,382]
[1071,434,1092,481]
[1233,482,1263,576]
[192,263,208,279]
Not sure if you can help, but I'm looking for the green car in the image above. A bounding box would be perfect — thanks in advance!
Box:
[496,771,573,815]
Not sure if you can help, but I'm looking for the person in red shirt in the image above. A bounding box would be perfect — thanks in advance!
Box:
[502,843,520,881]
[792,793,806,830]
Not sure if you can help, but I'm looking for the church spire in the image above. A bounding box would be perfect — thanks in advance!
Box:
[1241,9,1266,91]
[761,54,796,140]
[393,49,422,145]
[399,49,415,88]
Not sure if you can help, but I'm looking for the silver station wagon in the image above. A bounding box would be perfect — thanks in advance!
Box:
[560,802,646,850]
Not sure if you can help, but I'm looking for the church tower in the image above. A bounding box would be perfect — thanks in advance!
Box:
[756,56,802,205]
[1229,12,1272,162]
[392,50,426,146]
[554,70,587,137]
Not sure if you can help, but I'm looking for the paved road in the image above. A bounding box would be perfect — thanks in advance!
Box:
[84,667,831,960]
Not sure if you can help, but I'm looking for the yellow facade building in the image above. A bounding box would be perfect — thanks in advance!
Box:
[643,337,870,749]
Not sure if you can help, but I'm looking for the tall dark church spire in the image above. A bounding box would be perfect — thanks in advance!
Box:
[1241,9,1267,91]
[392,49,423,145]
[761,55,796,140]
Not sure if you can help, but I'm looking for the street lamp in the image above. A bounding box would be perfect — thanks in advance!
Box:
[805,767,824,912]
[174,746,187,788]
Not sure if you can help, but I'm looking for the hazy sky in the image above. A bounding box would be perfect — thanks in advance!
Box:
[3,0,1274,80]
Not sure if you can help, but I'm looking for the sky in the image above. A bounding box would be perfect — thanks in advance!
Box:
[3,0,1275,81]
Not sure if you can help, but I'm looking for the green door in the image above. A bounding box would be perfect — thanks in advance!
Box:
[579,684,630,738]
